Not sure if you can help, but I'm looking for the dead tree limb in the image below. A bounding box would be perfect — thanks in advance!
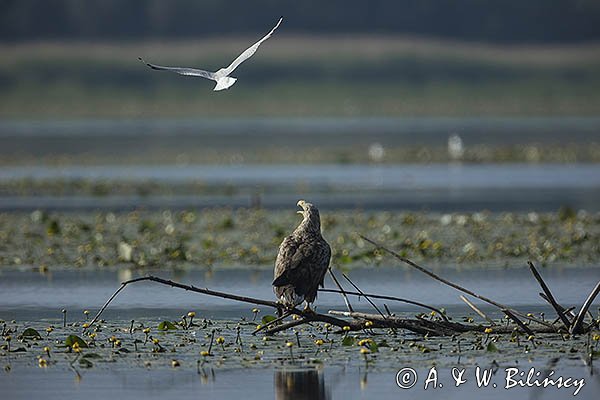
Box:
[360,235,554,333]
[539,293,576,319]
[318,288,449,321]
[86,275,357,335]
[527,261,571,330]
[571,280,600,334]
[342,272,387,320]
[328,310,557,336]
[460,295,495,325]
[87,275,284,329]
[328,268,354,313]
[502,309,534,336]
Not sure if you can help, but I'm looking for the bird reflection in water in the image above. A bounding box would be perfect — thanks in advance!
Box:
[274,368,329,400]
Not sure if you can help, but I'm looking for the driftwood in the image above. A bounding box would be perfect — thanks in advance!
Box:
[328,311,558,336]
[86,236,599,338]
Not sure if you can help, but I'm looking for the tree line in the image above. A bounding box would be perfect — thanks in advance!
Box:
[1,0,600,43]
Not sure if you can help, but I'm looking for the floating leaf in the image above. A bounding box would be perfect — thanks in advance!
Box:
[341,336,355,346]
[65,335,88,348]
[82,353,102,359]
[377,340,389,347]
[79,358,93,368]
[486,342,499,352]
[157,321,177,331]
[261,315,277,325]
[21,328,42,339]
[11,347,27,353]
[368,341,379,353]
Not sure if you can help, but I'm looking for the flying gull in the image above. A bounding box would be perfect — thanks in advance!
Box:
[139,17,283,91]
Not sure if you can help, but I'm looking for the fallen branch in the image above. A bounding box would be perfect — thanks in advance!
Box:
[318,288,449,321]
[86,275,357,335]
[571,280,600,334]
[502,308,534,336]
[360,235,555,333]
[539,293,576,320]
[342,272,387,320]
[87,275,284,329]
[528,261,571,330]
[328,268,354,313]
[460,295,495,325]
[328,310,557,336]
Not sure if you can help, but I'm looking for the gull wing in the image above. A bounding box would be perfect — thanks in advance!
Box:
[218,17,283,77]
[138,57,215,81]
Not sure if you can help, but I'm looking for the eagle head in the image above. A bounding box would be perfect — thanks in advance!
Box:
[296,200,321,233]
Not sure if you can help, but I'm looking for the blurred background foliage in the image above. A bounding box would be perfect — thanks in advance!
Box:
[2,0,600,42]
[0,0,599,117]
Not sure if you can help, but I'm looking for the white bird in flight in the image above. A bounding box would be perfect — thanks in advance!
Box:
[139,17,283,91]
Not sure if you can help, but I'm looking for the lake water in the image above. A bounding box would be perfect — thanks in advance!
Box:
[1,266,598,320]
[1,163,599,211]
[1,117,600,212]
[1,117,599,399]
[1,266,598,399]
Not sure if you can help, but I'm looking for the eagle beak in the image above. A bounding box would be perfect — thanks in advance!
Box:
[296,200,306,214]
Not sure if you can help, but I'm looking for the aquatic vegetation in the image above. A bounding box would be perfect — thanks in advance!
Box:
[1,209,599,270]
[1,312,596,377]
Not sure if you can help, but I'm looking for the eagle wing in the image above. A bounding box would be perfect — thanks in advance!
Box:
[273,235,331,301]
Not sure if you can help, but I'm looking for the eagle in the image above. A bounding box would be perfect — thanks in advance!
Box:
[273,200,331,312]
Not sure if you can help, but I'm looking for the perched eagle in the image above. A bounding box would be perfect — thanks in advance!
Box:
[273,200,331,311]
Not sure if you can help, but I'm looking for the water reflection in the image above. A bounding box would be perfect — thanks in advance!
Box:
[274,368,329,400]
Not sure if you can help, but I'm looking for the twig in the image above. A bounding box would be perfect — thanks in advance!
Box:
[262,313,360,335]
[502,309,534,336]
[528,261,571,330]
[360,235,553,332]
[328,310,557,336]
[87,275,283,329]
[341,272,387,320]
[571,280,600,334]
[539,293,576,319]
[252,310,294,335]
[460,295,495,325]
[328,268,354,312]
[319,288,449,321]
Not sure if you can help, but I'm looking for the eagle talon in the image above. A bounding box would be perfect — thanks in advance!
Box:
[302,304,316,314]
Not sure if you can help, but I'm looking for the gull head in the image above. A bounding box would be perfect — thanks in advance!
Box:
[214,76,237,91]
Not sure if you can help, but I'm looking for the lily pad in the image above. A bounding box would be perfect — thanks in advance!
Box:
[486,342,499,352]
[261,315,277,325]
[341,336,355,346]
[157,321,177,331]
[82,353,102,359]
[65,334,88,348]
[79,358,94,368]
[368,341,379,353]
[21,328,42,339]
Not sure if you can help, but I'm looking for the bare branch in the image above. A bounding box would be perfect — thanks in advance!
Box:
[571,280,600,334]
[360,235,553,333]
[342,272,387,320]
[528,261,571,330]
[460,295,495,325]
[319,288,449,321]
[328,268,354,313]
[87,275,283,329]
